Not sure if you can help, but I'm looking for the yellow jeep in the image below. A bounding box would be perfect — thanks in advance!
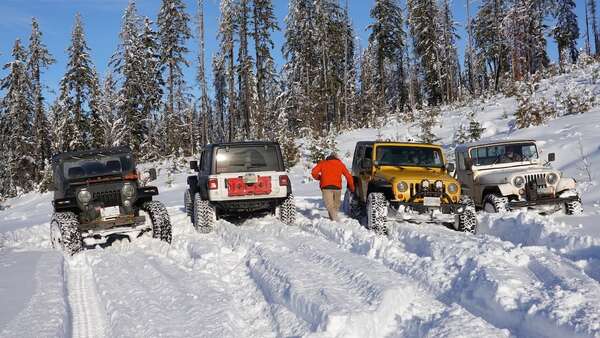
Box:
[342,141,477,233]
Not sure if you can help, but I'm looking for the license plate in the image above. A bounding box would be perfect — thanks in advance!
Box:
[423,197,441,207]
[100,206,120,219]
[537,187,553,195]
[243,174,258,184]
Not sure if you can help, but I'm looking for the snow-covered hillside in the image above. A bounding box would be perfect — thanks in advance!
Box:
[1,63,600,338]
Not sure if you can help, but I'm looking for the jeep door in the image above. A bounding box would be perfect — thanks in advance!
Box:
[358,145,374,203]
[456,150,475,199]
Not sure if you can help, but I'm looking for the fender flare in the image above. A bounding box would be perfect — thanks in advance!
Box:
[556,177,576,193]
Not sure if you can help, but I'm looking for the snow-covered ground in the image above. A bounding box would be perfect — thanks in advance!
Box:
[1,64,600,337]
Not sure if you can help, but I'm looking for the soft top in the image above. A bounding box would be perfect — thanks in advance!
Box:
[52,146,132,164]
[208,141,280,147]
[356,141,443,148]
[455,139,537,152]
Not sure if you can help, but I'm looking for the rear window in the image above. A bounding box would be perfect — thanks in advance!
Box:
[215,145,281,174]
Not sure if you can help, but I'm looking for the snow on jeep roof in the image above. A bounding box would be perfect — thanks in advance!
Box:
[455,139,537,151]
[52,146,133,163]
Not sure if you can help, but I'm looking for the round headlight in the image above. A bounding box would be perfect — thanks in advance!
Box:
[546,173,559,185]
[397,181,408,192]
[447,183,458,194]
[122,183,136,199]
[77,189,92,204]
[435,180,443,190]
[513,176,525,188]
[421,180,430,189]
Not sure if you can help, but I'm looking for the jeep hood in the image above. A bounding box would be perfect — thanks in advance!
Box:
[474,165,558,185]
[374,166,454,183]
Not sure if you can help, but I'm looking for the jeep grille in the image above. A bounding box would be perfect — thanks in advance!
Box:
[410,183,444,197]
[93,190,122,206]
[525,174,547,188]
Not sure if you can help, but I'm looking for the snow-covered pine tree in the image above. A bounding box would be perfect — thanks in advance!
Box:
[157,0,192,155]
[553,0,579,65]
[417,107,440,143]
[0,39,34,196]
[88,69,105,148]
[216,0,238,142]
[589,0,600,55]
[196,0,212,146]
[367,0,406,118]
[139,17,164,156]
[55,14,98,152]
[27,18,55,183]
[237,0,256,139]
[252,0,280,139]
[212,53,227,143]
[407,0,443,105]
[98,73,126,147]
[437,0,461,102]
[473,0,509,90]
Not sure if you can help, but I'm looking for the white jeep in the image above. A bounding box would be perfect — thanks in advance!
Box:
[454,140,582,215]
[185,142,296,233]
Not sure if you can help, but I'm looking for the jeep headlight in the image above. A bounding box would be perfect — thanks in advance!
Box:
[447,183,458,194]
[435,180,443,190]
[77,189,92,205]
[513,176,525,188]
[546,173,559,185]
[397,181,408,192]
[121,183,136,200]
[421,180,430,189]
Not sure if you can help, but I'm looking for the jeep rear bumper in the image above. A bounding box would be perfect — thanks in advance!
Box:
[507,195,580,209]
[213,197,289,214]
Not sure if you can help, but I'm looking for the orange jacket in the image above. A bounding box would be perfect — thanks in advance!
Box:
[311,159,355,192]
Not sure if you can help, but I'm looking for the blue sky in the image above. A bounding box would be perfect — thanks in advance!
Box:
[0,0,594,100]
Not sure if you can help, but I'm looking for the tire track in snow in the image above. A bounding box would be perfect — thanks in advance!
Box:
[66,255,109,338]
[298,212,600,338]
[216,218,509,338]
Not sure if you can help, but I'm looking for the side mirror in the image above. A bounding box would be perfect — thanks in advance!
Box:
[446,163,455,173]
[465,158,473,171]
[361,158,373,170]
[547,153,555,162]
[190,160,198,171]
[147,168,157,181]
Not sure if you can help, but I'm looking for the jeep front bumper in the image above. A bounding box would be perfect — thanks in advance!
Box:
[390,201,467,214]
[507,195,580,209]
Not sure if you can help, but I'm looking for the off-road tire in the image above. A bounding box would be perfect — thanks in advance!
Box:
[184,189,193,218]
[565,199,583,215]
[367,193,388,235]
[455,196,477,233]
[142,201,172,243]
[50,212,82,256]
[483,194,508,213]
[193,193,216,233]
[342,190,362,219]
[278,194,296,225]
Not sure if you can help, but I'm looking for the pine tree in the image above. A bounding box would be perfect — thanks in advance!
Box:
[438,0,461,102]
[0,39,34,196]
[27,18,55,182]
[367,0,406,116]
[553,0,579,64]
[238,0,255,139]
[196,0,212,146]
[408,0,443,104]
[252,0,279,139]
[589,0,600,55]
[55,14,98,151]
[216,0,238,141]
[212,53,227,142]
[157,0,192,154]
[97,73,126,147]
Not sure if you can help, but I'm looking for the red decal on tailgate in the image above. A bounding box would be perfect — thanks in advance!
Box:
[227,176,272,196]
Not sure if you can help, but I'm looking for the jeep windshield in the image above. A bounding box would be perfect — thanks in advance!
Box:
[62,153,135,180]
[470,142,538,166]
[215,145,282,173]
[375,146,444,168]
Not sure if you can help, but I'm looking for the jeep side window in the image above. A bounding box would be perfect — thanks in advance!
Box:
[352,145,363,173]
[201,150,209,174]
[364,146,373,160]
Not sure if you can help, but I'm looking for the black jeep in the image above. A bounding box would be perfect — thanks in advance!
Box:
[185,142,296,233]
[50,146,172,255]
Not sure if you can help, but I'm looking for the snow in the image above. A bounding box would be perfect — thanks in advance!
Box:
[1,63,600,337]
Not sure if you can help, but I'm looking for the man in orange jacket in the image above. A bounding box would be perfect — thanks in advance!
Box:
[311,153,355,221]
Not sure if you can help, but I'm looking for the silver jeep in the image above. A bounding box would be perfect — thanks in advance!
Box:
[454,140,582,215]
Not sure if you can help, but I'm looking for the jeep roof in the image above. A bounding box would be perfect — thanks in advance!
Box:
[52,146,133,164]
[356,141,444,147]
[456,139,537,152]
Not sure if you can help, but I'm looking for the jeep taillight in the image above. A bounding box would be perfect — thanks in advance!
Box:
[208,178,218,190]
[279,175,289,186]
